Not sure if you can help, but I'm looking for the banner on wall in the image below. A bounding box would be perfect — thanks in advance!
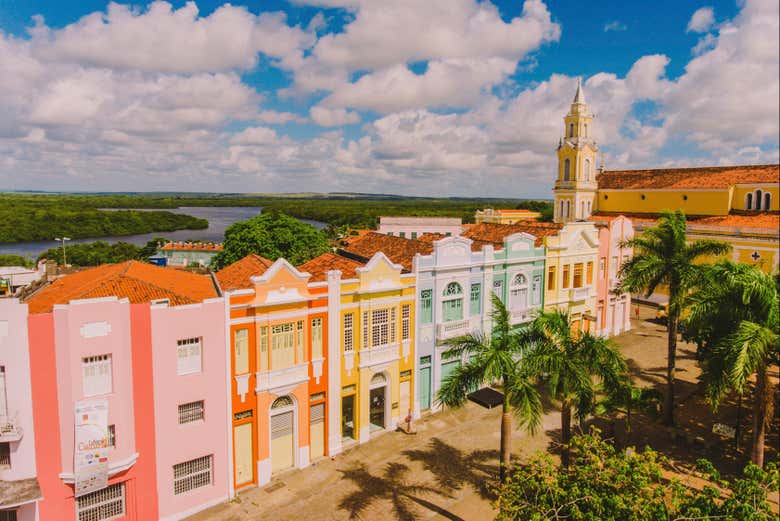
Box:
[74,398,110,497]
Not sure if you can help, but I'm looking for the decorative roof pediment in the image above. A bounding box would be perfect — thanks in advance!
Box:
[433,236,473,266]
[249,258,312,306]
[357,252,403,293]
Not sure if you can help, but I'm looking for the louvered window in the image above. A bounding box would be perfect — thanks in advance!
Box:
[401,305,411,341]
[311,318,323,359]
[177,338,202,375]
[82,355,112,397]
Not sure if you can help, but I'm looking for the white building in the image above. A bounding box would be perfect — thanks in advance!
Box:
[378,217,462,239]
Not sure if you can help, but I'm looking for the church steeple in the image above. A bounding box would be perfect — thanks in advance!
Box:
[553,79,599,224]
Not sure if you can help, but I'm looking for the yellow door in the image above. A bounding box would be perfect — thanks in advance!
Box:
[310,403,325,461]
[271,411,294,473]
[234,423,253,486]
[399,380,411,420]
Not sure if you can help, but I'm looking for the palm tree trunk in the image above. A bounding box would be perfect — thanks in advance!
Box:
[561,399,572,467]
[499,376,511,484]
[751,365,769,467]
[664,308,678,426]
[735,392,742,452]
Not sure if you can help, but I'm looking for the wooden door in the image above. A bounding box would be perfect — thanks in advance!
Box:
[271,411,294,473]
[310,403,325,461]
[234,423,253,486]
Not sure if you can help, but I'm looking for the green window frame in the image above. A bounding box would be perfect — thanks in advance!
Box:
[442,282,463,322]
[469,283,481,315]
[420,289,433,324]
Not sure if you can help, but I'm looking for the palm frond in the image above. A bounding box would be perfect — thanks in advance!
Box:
[435,356,486,409]
[506,376,543,435]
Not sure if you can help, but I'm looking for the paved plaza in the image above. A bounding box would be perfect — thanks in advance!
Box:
[189,307,776,521]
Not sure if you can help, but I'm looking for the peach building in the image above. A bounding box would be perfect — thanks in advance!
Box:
[22,261,230,521]
[217,255,329,488]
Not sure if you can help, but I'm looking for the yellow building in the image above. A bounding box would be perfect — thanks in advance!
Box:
[554,80,779,274]
[299,252,416,450]
[474,208,541,224]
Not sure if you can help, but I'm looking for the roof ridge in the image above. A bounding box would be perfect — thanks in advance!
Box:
[605,163,779,174]
[120,268,199,304]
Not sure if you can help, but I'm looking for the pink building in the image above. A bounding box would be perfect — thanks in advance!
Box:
[0,299,41,521]
[22,261,231,521]
[592,215,634,336]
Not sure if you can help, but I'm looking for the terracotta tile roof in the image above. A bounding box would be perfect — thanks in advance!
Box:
[298,253,365,282]
[338,232,432,272]
[26,261,219,314]
[161,241,223,251]
[598,164,779,190]
[591,211,780,231]
[463,222,561,247]
[215,254,274,291]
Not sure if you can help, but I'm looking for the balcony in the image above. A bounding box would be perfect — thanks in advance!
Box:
[510,308,532,325]
[569,286,591,301]
[0,415,22,443]
[359,343,400,369]
[255,363,309,394]
[437,319,471,340]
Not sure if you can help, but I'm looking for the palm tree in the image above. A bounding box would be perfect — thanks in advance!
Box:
[523,310,627,467]
[601,381,663,434]
[687,261,779,466]
[436,294,543,484]
[617,210,730,425]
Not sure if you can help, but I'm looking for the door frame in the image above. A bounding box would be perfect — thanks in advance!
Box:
[368,372,390,432]
[233,422,254,486]
[268,395,298,473]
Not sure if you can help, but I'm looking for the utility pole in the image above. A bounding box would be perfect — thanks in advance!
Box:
[54,237,71,267]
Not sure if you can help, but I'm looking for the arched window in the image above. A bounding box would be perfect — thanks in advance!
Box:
[563,159,571,181]
[559,200,564,219]
[584,158,591,181]
[746,193,753,210]
[370,373,387,386]
[510,273,528,309]
[755,190,763,210]
[580,201,586,219]
[442,282,463,322]
[584,124,588,137]
[764,192,771,211]
[565,200,571,219]
[272,395,294,409]
[586,200,591,215]
[569,123,574,137]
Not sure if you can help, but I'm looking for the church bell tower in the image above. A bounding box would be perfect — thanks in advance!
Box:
[553,79,598,223]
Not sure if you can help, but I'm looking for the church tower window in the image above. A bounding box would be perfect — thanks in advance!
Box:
[584,158,591,181]
[764,192,771,210]
[746,193,753,210]
[569,123,574,137]
[563,159,571,181]
[755,190,763,209]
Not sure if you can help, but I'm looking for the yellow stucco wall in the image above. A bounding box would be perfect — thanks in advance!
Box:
[731,185,779,211]
[597,189,732,215]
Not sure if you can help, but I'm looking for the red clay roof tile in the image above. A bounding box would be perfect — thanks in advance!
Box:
[338,232,432,272]
[462,222,560,247]
[298,253,365,282]
[215,254,274,291]
[598,164,779,190]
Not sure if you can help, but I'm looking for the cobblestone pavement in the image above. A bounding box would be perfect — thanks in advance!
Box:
[187,309,692,521]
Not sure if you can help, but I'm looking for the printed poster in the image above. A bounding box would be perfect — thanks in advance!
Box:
[74,399,110,497]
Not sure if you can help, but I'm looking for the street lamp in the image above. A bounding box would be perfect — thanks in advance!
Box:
[54,237,71,267]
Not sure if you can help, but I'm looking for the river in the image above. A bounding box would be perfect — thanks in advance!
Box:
[0,207,327,259]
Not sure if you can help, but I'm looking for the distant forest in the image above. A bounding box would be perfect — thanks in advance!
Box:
[0,193,551,243]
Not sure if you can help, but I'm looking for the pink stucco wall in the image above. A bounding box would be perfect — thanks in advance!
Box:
[150,298,231,521]
[30,297,159,521]
[595,217,633,336]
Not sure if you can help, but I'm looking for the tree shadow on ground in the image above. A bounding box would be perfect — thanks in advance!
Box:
[402,437,500,501]
[337,461,463,521]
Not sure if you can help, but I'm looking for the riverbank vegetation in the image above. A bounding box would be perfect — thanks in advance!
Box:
[0,254,34,268]
[1,194,208,243]
[1,193,551,243]
[36,238,165,266]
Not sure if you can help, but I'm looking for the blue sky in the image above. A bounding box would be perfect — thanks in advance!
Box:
[0,0,776,196]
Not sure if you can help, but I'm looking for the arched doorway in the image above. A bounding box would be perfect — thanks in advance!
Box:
[369,373,388,432]
[270,395,296,474]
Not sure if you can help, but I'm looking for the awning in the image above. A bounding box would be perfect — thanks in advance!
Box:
[467,387,504,409]
[0,477,42,508]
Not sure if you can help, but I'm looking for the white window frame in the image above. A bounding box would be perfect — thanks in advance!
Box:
[177,338,202,376]
[344,313,354,352]
[370,308,390,348]
[76,482,126,521]
[82,355,112,397]
[510,273,529,310]
[173,455,213,495]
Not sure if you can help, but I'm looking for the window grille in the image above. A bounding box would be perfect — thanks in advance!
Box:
[390,308,397,343]
[343,314,354,352]
[362,311,369,349]
[0,442,9,467]
[178,401,205,424]
[272,395,294,409]
[401,305,411,341]
[173,455,212,495]
[176,338,202,375]
[443,282,462,296]
[371,309,390,348]
[107,425,116,448]
[76,482,125,521]
[573,263,583,288]
[82,355,112,397]
[311,318,323,359]
[0,510,17,521]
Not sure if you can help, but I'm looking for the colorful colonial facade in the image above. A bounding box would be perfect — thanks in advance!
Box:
[217,256,329,488]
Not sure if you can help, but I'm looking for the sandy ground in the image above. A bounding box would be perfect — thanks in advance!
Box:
[188,306,778,521]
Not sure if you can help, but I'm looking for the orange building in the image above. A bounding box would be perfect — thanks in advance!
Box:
[217,255,329,488]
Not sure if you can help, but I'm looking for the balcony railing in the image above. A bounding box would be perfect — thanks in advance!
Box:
[359,343,400,368]
[510,308,532,325]
[570,286,591,301]
[437,319,471,340]
[0,415,23,442]
[255,363,309,394]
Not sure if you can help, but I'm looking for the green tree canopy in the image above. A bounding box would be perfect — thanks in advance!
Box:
[497,430,779,521]
[37,241,143,266]
[0,254,34,268]
[212,211,330,269]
